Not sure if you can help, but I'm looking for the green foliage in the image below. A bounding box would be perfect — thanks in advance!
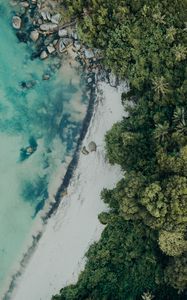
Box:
[164,255,187,291]
[53,218,183,300]
[158,229,187,257]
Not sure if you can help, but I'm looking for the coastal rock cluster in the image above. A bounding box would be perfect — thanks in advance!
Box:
[10,0,107,85]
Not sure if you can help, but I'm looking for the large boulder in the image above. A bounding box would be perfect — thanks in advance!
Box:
[20,1,29,8]
[12,16,22,29]
[41,11,47,20]
[109,73,117,87]
[58,39,65,52]
[30,30,39,42]
[71,31,78,40]
[51,13,61,24]
[58,29,68,37]
[47,45,55,54]
[62,38,72,47]
[40,23,58,31]
[84,49,94,59]
[40,50,48,60]
[74,41,81,51]
[88,141,97,152]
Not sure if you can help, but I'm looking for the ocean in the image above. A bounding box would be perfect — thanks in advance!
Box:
[0,1,87,292]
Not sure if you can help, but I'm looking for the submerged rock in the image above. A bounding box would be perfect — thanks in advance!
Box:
[12,16,22,29]
[20,137,38,161]
[42,74,50,80]
[21,80,36,89]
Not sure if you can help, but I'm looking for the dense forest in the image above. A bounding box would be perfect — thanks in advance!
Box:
[53,0,187,299]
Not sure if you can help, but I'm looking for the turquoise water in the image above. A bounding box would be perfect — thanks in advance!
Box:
[0,2,87,292]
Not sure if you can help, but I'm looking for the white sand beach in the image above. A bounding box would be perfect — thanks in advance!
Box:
[10,82,126,300]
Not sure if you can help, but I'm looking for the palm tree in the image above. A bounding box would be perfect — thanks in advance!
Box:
[154,122,169,143]
[142,292,154,300]
[152,76,169,96]
[173,44,187,62]
[152,10,166,24]
[166,26,176,42]
[173,107,187,134]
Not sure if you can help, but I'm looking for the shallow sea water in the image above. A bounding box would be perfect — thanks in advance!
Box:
[0,1,87,292]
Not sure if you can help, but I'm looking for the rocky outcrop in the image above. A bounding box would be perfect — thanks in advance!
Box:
[10,0,106,86]
[12,16,22,29]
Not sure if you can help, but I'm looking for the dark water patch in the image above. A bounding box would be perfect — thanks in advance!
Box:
[21,175,48,204]
[44,76,97,221]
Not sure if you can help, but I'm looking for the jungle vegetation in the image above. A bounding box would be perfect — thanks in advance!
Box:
[53,0,187,299]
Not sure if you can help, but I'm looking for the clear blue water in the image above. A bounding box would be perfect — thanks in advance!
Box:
[0,2,87,292]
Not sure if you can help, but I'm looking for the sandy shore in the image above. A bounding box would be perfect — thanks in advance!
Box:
[9,82,126,300]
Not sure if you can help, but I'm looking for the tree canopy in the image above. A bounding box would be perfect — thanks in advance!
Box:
[54,0,187,298]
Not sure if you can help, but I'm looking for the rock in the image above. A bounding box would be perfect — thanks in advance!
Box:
[51,13,61,24]
[43,35,54,46]
[30,30,39,42]
[12,16,22,29]
[84,49,94,59]
[42,74,50,80]
[71,31,78,40]
[40,50,48,59]
[82,146,89,155]
[58,39,65,52]
[46,11,51,21]
[87,77,92,84]
[47,44,55,54]
[41,11,47,20]
[31,0,37,4]
[20,1,29,8]
[37,18,43,25]
[63,38,72,47]
[40,23,58,31]
[74,41,81,50]
[58,29,68,37]
[88,141,97,152]
[53,39,58,46]
[109,73,117,87]
[21,80,36,89]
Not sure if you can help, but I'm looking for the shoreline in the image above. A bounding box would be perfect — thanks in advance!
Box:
[1,2,127,299]
[1,69,97,300]
[44,73,97,221]
[5,81,126,300]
